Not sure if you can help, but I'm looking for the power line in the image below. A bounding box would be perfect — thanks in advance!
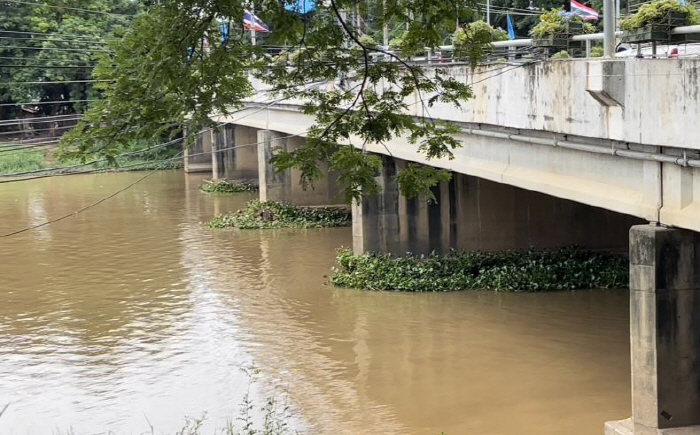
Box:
[0,169,160,237]
[0,45,113,53]
[0,114,83,126]
[0,99,98,107]
[0,36,109,45]
[3,0,135,18]
[4,79,107,85]
[0,30,111,41]
[0,64,95,69]
[0,123,77,136]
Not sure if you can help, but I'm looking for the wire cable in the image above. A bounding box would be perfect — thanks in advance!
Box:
[4,0,135,18]
[0,30,111,41]
[0,99,98,107]
[0,169,161,237]
[0,45,113,53]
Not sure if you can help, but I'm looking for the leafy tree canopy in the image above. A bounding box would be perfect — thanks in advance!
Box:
[55,0,502,203]
[0,0,140,118]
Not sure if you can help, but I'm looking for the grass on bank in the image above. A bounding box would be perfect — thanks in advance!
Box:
[207,200,351,229]
[331,247,629,292]
[200,179,257,194]
[0,140,183,176]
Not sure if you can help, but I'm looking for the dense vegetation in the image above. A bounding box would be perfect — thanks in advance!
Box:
[331,247,629,292]
[620,0,700,30]
[0,139,182,176]
[199,179,257,194]
[207,200,351,229]
[530,9,597,38]
[0,0,141,119]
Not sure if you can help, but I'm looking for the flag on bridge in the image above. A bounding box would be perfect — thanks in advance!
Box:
[570,0,599,22]
[243,10,270,32]
[506,14,516,40]
[284,0,316,14]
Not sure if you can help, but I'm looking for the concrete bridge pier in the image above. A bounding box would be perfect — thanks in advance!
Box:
[605,225,700,435]
[257,129,344,206]
[352,154,642,256]
[184,128,213,173]
[211,124,259,182]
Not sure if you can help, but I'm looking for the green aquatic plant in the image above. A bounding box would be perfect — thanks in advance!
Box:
[331,246,629,292]
[200,179,257,194]
[621,0,700,30]
[207,199,351,229]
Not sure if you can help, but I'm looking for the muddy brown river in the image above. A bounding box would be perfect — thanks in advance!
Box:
[0,170,630,434]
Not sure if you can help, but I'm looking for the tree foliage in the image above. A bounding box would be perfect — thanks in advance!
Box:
[57,0,483,203]
[0,0,139,118]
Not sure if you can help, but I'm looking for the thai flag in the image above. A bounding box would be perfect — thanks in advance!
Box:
[243,10,270,32]
[570,0,599,22]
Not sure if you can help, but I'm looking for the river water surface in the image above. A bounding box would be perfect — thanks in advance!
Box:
[0,171,630,435]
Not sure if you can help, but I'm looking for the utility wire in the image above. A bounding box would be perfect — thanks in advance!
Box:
[0,45,113,53]
[0,30,111,41]
[0,99,98,107]
[0,36,109,45]
[0,169,161,237]
[4,79,108,85]
[4,0,135,18]
[0,124,78,136]
[0,114,83,126]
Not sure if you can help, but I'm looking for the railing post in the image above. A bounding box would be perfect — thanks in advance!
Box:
[604,0,615,57]
[586,39,591,57]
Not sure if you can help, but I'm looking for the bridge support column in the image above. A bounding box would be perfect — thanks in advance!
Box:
[184,128,213,174]
[605,225,700,435]
[352,155,461,256]
[257,130,343,206]
[212,125,259,182]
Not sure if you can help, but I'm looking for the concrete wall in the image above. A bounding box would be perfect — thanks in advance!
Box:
[422,59,700,151]
[353,155,643,255]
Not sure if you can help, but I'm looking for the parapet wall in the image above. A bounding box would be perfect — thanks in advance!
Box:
[423,58,700,151]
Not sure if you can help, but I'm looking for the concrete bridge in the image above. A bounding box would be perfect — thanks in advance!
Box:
[187,57,700,434]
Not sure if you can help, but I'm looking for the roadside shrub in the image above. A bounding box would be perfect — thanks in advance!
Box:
[552,50,571,59]
[590,45,604,57]
[207,199,351,229]
[453,21,509,68]
[331,246,629,292]
[200,179,256,193]
[531,9,597,38]
[621,0,700,30]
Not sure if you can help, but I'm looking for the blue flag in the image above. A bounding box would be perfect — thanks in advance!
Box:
[506,14,516,40]
[284,0,316,13]
[220,22,229,43]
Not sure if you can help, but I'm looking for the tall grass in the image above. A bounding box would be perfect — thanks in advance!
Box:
[0,150,47,174]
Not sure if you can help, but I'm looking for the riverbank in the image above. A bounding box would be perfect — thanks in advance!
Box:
[207,200,351,229]
[331,247,629,292]
[0,143,182,176]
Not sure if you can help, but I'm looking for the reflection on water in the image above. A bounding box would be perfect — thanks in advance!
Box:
[0,171,630,434]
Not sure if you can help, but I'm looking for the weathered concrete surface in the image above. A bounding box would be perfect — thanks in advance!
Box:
[257,130,343,206]
[353,155,643,255]
[427,59,700,151]
[184,128,213,173]
[605,225,700,435]
[211,124,259,181]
